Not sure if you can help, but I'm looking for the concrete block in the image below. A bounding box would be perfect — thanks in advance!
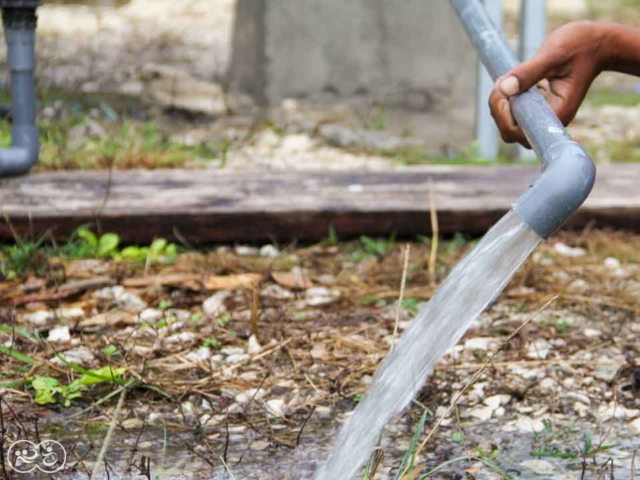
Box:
[228,0,477,110]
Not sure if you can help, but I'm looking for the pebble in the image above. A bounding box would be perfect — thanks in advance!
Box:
[583,328,602,338]
[266,398,287,417]
[598,402,640,420]
[521,459,556,475]
[121,418,144,429]
[554,243,586,257]
[165,332,196,344]
[604,257,621,269]
[22,310,55,325]
[631,417,640,432]
[484,394,511,410]
[526,339,552,359]
[250,440,270,451]
[468,406,493,421]
[47,325,71,343]
[235,388,267,405]
[248,335,262,354]
[226,353,250,364]
[513,416,545,433]
[235,246,259,256]
[51,346,95,367]
[221,346,245,356]
[564,392,591,405]
[464,337,499,351]
[138,308,163,323]
[261,284,295,299]
[202,291,230,317]
[304,287,341,306]
[316,406,332,419]
[567,279,589,292]
[259,245,279,257]
[185,347,212,362]
[539,377,556,391]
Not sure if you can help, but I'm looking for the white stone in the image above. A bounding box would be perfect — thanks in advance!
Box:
[513,416,545,433]
[235,388,267,405]
[248,335,262,354]
[261,284,295,299]
[51,346,95,367]
[259,245,280,257]
[604,257,621,269]
[468,406,493,421]
[235,245,259,256]
[554,243,586,257]
[185,347,212,362]
[494,407,506,417]
[117,293,148,313]
[526,339,551,359]
[521,459,556,475]
[304,287,340,306]
[266,398,287,417]
[316,406,332,419]
[630,417,640,432]
[57,307,85,320]
[221,346,245,356]
[539,377,557,391]
[47,325,71,343]
[138,308,163,323]
[202,291,230,317]
[583,328,602,338]
[484,394,511,410]
[564,392,591,405]
[598,402,640,420]
[568,279,589,292]
[574,402,590,417]
[463,337,499,351]
[226,353,250,364]
[22,310,54,325]
[165,332,196,344]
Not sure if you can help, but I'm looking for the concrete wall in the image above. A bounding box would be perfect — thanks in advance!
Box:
[228,0,478,111]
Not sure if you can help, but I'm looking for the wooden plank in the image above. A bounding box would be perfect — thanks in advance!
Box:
[0,165,638,243]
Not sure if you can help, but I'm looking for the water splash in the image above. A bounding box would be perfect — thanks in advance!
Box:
[316,210,541,480]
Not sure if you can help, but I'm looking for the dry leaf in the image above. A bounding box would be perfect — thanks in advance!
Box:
[204,273,262,290]
[272,271,313,290]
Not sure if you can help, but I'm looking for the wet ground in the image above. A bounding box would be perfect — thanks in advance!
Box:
[1,229,639,479]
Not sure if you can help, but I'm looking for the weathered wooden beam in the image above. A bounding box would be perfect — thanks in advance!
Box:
[0,165,638,244]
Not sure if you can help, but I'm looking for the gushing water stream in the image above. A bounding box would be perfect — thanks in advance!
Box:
[316,210,542,480]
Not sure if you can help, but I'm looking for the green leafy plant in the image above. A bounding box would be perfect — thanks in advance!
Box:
[63,227,120,259]
[202,338,221,348]
[351,235,396,262]
[31,366,127,407]
[119,238,178,265]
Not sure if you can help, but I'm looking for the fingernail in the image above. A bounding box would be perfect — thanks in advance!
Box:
[499,76,520,96]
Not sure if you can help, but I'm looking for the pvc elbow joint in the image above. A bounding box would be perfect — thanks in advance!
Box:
[0,124,39,176]
[513,140,596,239]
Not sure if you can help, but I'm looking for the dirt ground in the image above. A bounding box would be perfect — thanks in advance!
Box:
[1,227,639,479]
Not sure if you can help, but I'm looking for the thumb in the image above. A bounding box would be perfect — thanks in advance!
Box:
[498,52,561,97]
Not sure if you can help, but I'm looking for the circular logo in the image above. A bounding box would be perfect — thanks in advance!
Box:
[7,439,67,473]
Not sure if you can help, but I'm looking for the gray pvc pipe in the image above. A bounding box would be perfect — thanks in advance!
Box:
[450,0,596,238]
[0,7,39,177]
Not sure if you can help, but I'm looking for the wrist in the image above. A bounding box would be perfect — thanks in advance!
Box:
[596,22,640,73]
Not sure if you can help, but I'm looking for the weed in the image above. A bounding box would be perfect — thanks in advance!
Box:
[31,366,127,407]
[217,315,231,327]
[202,338,221,349]
[395,298,421,314]
[351,235,396,262]
[358,296,387,308]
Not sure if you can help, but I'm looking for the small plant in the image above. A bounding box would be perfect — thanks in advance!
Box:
[119,238,178,265]
[101,345,120,359]
[202,338,221,349]
[395,298,421,314]
[351,235,395,262]
[64,228,120,259]
[358,296,387,308]
[31,366,126,407]
[0,235,49,279]
[217,315,231,327]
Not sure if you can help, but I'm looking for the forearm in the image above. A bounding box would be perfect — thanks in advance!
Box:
[599,22,640,76]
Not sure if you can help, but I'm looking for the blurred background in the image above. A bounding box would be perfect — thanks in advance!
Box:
[3,0,640,171]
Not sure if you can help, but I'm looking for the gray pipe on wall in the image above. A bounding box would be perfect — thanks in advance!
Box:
[450,0,596,239]
[0,5,39,177]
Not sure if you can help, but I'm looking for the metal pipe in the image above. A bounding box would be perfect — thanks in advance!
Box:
[450,0,596,238]
[0,4,40,177]
[474,0,502,160]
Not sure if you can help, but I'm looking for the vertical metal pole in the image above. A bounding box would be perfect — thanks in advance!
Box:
[475,0,503,161]
[518,0,546,161]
